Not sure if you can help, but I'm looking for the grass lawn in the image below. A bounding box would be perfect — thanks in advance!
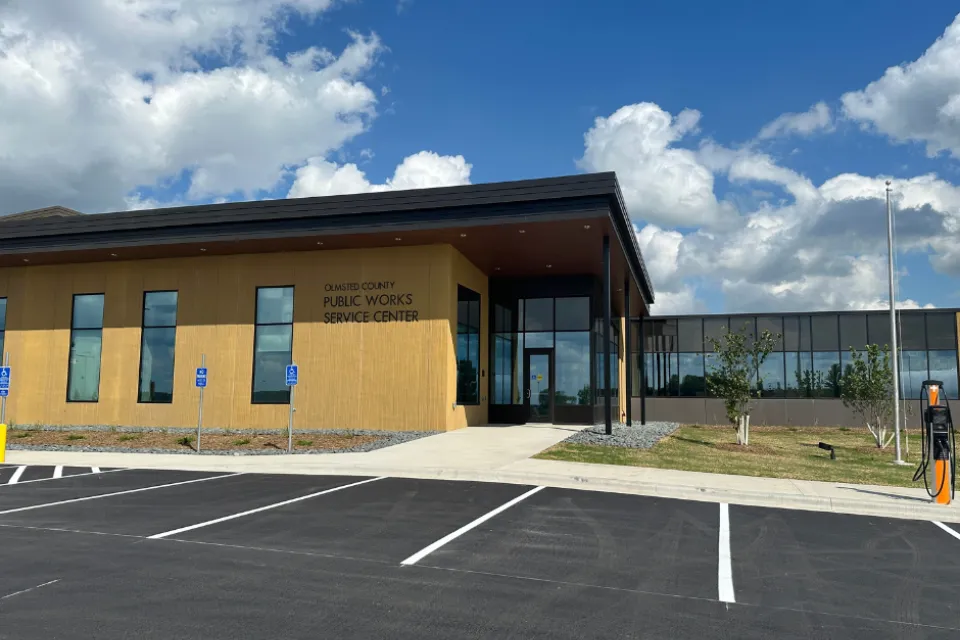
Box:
[536,425,928,488]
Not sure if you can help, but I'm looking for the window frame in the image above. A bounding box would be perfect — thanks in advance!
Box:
[251,285,295,405]
[0,297,7,361]
[66,292,105,403]
[137,290,179,404]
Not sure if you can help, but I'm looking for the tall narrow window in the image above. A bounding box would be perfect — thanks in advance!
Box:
[252,286,294,404]
[456,285,481,405]
[0,297,7,357]
[67,294,104,402]
[138,291,178,403]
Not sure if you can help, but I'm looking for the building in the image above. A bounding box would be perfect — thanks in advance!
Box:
[0,173,650,432]
[633,311,960,428]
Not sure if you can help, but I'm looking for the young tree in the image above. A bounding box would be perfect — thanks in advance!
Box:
[840,344,896,448]
[706,324,781,446]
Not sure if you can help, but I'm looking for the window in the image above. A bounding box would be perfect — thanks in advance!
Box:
[785,352,813,397]
[799,315,812,351]
[677,318,703,352]
[757,316,783,351]
[138,291,178,403]
[730,317,756,347]
[812,351,842,398]
[644,318,677,353]
[555,297,590,331]
[456,285,481,405]
[523,298,553,331]
[67,294,104,402]
[811,315,839,351]
[493,303,515,333]
[928,350,959,400]
[646,352,678,396]
[867,313,892,348]
[252,287,294,404]
[492,333,517,404]
[0,297,6,357]
[926,313,957,350]
[678,353,705,397]
[704,352,720,397]
[899,313,926,350]
[758,353,786,397]
[555,332,591,405]
[839,314,868,353]
[900,351,928,400]
[703,317,729,352]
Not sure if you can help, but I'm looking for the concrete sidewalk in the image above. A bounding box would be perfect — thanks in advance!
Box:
[7,424,960,524]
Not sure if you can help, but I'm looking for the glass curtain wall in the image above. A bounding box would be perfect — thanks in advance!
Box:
[632,311,959,400]
[491,296,592,406]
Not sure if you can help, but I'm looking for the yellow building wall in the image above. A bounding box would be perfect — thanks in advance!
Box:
[446,247,490,429]
[0,244,475,432]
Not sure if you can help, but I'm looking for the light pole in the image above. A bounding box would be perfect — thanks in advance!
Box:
[886,181,906,465]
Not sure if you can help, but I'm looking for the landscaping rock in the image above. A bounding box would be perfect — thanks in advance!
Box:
[561,421,680,449]
[6,426,435,456]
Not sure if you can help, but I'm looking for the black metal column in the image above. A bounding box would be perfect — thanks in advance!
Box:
[624,277,632,427]
[602,235,612,435]
[639,313,646,425]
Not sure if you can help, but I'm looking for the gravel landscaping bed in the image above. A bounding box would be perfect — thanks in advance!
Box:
[560,421,681,449]
[6,426,435,456]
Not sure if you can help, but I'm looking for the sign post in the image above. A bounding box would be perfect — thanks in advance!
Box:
[0,353,11,424]
[285,364,298,453]
[195,356,207,453]
[0,353,8,463]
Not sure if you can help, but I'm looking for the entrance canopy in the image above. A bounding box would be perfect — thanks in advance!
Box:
[0,173,655,317]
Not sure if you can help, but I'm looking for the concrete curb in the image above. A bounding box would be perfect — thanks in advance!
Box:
[8,450,958,524]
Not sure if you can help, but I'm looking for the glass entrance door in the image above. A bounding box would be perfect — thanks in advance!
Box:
[524,348,554,423]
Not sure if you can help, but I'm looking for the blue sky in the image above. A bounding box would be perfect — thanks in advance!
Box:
[308,1,959,184]
[2,1,960,314]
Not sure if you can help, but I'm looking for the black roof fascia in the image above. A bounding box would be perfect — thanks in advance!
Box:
[0,198,609,251]
[0,172,655,303]
[639,308,960,321]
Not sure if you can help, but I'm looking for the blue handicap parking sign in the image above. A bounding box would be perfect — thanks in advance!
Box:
[0,388,8,398]
[0,366,11,391]
[286,364,298,386]
[195,367,207,388]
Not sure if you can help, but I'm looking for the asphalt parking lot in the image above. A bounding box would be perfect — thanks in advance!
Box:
[0,465,959,638]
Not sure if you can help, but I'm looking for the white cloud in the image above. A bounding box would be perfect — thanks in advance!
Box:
[586,101,958,313]
[287,151,472,198]
[0,1,381,214]
[757,102,833,140]
[578,103,735,228]
[842,14,960,158]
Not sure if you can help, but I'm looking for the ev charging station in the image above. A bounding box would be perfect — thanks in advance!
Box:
[913,380,957,505]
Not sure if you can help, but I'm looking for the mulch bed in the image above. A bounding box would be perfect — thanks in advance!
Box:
[8,429,382,452]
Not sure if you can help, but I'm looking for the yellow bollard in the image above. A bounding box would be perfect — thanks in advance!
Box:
[0,423,6,464]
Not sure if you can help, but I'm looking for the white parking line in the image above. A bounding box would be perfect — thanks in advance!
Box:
[718,503,736,604]
[52,465,63,479]
[3,467,128,487]
[400,486,545,566]
[933,521,960,541]
[0,473,243,515]
[1,578,60,601]
[148,476,387,540]
[7,466,26,485]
